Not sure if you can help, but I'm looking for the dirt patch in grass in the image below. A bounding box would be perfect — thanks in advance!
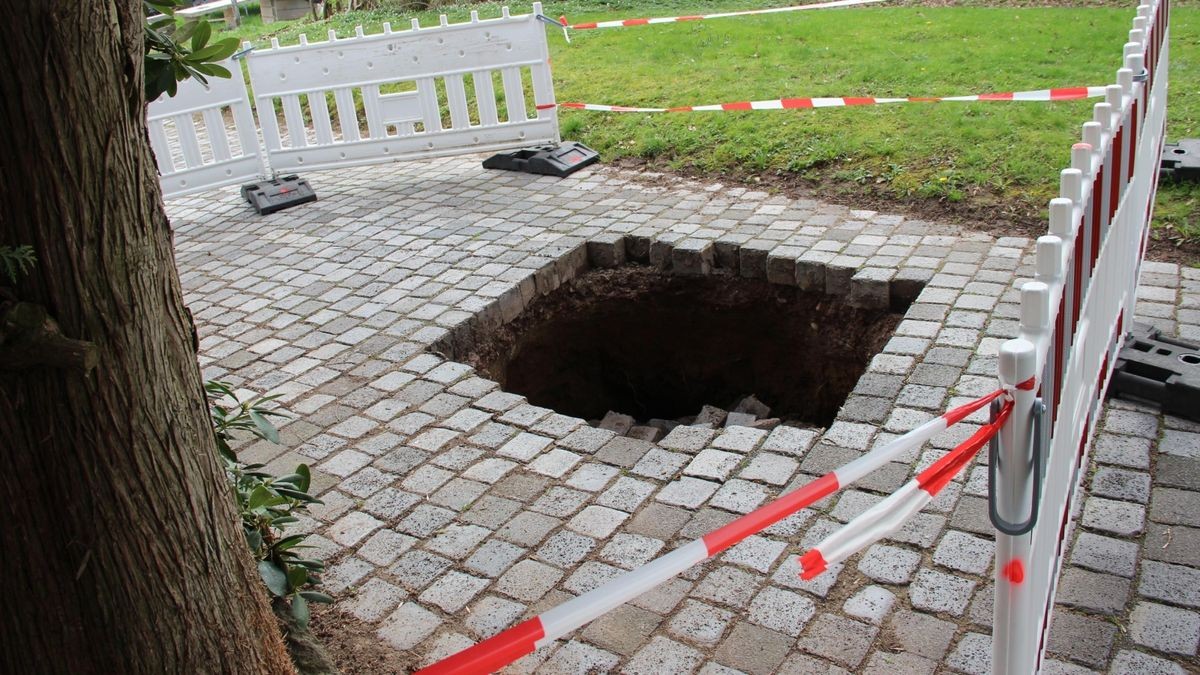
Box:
[605,157,1199,266]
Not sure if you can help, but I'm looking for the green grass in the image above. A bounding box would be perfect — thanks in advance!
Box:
[218,1,1200,260]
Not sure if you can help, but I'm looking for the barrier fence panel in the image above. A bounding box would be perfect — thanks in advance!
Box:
[244,3,559,174]
[991,1,1169,671]
[147,57,266,199]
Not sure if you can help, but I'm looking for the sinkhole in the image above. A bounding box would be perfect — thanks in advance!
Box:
[437,262,914,430]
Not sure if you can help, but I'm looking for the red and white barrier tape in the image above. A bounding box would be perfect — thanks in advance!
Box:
[417,388,1006,675]
[558,0,882,30]
[800,400,1015,580]
[537,87,1108,114]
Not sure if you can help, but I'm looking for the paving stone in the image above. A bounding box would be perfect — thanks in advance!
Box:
[711,426,767,453]
[668,599,736,646]
[660,425,717,452]
[495,559,563,603]
[1109,649,1188,674]
[623,636,705,675]
[1160,429,1200,458]
[597,437,656,468]
[1150,488,1200,527]
[528,448,582,478]
[1155,455,1200,490]
[747,585,816,637]
[1070,531,1139,577]
[933,530,995,575]
[496,511,560,547]
[946,632,992,675]
[464,539,525,577]
[761,426,819,456]
[1092,433,1152,469]
[536,530,597,568]
[888,610,957,660]
[657,477,721,508]
[631,447,690,480]
[843,585,896,625]
[461,495,523,529]
[528,486,589,517]
[597,476,656,512]
[627,503,691,540]
[389,549,453,592]
[568,505,629,538]
[358,529,418,566]
[497,432,553,461]
[398,504,456,538]
[340,577,406,622]
[1144,524,1200,567]
[852,547,919,588]
[796,613,877,670]
[708,478,768,513]
[685,449,742,480]
[721,535,787,573]
[539,640,621,674]
[1056,566,1130,614]
[1081,496,1145,535]
[601,533,665,569]
[1103,409,1160,437]
[1046,610,1117,669]
[862,651,936,675]
[566,462,620,492]
[328,511,383,547]
[563,560,623,595]
[713,623,791,675]
[1129,601,1200,655]
[692,566,761,609]
[1091,466,1152,503]
[581,603,662,656]
[418,570,489,613]
[464,595,526,639]
[1139,560,1200,608]
[737,453,798,485]
[378,602,442,650]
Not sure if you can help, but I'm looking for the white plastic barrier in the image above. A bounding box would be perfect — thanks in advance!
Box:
[244,3,559,174]
[147,57,266,198]
[991,1,1169,671]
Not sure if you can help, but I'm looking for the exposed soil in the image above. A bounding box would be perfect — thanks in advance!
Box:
[310,606,413,674]
[603,157,1199,266]
[438,265,907,428]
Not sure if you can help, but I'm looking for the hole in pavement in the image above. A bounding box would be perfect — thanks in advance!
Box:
[437,264,911,430]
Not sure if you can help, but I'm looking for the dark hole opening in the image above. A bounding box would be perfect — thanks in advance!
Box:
[438,265,911,428]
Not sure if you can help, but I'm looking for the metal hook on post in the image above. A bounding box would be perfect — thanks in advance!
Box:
[988,397,1046,536]
[535,13,570,43]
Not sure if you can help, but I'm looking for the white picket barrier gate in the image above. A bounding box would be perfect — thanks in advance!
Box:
[991,1,1169,671]
[147,56,266,198]
[243,3,559,174]
[148,4,558,198]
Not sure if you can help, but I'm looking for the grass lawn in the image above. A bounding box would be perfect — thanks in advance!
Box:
[218,0,1200,262]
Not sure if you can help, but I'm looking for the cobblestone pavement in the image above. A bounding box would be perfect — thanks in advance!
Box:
[169,156,1200,674]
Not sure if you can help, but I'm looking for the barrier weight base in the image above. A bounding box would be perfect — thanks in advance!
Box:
[241,175,317,215]
[482,142,600,178]
[1110,323,1200,422]
[1161,139,1200,182]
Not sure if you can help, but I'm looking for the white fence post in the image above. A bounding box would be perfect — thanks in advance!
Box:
[992,0,1169,670]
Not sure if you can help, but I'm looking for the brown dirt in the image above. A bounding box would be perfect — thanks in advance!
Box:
[310,606,415,674]
[437,265,907,428]
[602,157,1199,266]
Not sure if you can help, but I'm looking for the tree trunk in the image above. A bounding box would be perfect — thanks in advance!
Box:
[0,2,294,673]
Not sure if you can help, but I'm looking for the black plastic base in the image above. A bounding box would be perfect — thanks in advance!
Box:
[1161,139,1200,183]
[241,175,317,215]
[1110,322,1200,422]
[482,142,600,178]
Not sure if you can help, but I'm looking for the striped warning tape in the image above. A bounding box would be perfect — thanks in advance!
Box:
[800,399,1015,580]
[417,388,1008,675]
[559,0,883,30]
[536,87,1109,113]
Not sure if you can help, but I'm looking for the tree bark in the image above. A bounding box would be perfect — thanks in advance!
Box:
[0,2,294,673]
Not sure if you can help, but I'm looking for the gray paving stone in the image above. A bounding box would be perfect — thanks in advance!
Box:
[418,570,489,613]
[1091,466,1152,503]
[889,610,957,660]
[463,595,526,639]
[464,539,525,578]
[796,613,877,670]
[623,636,705,675]
[1155,455,1200,490]
[1070,531,1139,578]
[946,632,992,675]
[495,559,563,603]
[1144,523,1200,567]
[1129,601,1200,655]
[668,599,736,646]
[1150,487,1200,527]
[842,585,896,625]
[1139,560,1200,608]
[858,543,921,584]
[1081,496,1146,535]
[582,603,662,656]
[378,602,442,650]
[496,511,560,547]
[1046,610,1117,669]
[713,623,791,675]
[1109,649,1188,674]
[862,651,936,675]
[535,530,597,568]
[1056,567,1130,615]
